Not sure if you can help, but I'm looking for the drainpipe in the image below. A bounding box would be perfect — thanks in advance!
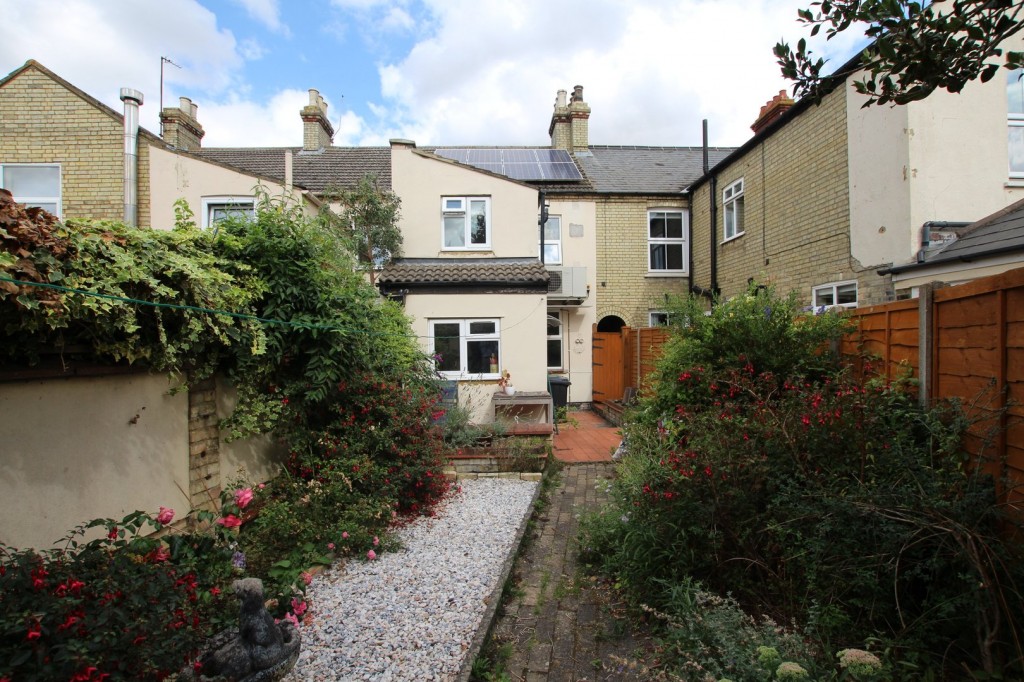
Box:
[704,120,719,298]
[120,88,144,227]
[538,190,549,264]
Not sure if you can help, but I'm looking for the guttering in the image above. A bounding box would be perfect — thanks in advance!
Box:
[878,243,1024,276]
[120,88,144,227]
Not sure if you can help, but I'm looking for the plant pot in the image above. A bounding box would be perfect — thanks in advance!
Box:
[503,386,516,396]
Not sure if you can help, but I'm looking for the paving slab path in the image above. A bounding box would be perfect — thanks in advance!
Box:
[485,462,664,682]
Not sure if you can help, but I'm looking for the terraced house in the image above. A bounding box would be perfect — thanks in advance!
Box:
[687,31,1024,308]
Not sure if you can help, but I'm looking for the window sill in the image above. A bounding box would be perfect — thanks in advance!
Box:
[722,232,745,245]
[437,373,501,381]
[645,272,687,278]
[1006,179,1024,188]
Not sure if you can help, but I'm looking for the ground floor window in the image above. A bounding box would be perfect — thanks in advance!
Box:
[430,319,500,379]
[1,163,61,216]
[547,312,563,370]
[812,281,857,310]
[649,311,673,326]
[202,196,256,229]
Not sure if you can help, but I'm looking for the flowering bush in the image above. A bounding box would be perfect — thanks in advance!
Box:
[0,510,235,681]
[580,285,1024,678]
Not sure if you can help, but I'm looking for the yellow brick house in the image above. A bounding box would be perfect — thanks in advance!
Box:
[688,36,1024,308]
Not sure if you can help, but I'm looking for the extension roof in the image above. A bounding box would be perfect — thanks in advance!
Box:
[377,257,550,288]
[194,147,391,193]
[576,146,735,194]
[882,198,1024,275]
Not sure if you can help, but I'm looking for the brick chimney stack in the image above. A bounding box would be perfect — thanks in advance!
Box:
[751,90,795,134]
[301,89,334,151]
[160,96,205,150]
[549,85,590,153]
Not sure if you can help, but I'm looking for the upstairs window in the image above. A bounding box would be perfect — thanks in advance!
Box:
[812,281,857,310]
[430,318,500,378]
[1,164,61,217]
[541,215,562,264]
[202,196,255,229]
[442,196,490,249]
[723,178,744,240]
[1009,69,1024,178]
[648,210,687,274]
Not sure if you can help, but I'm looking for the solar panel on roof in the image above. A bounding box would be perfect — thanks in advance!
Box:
[434,148,582,182]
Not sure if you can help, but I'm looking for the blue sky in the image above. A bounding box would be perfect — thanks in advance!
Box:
[0,0,866,148]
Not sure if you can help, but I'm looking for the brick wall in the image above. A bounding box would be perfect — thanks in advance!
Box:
[595,194,691,327]
[188,377,221,512]
[691,87,890,307]
[0,64,153,227]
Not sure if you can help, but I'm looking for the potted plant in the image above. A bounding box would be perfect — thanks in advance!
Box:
[497,369,515,396]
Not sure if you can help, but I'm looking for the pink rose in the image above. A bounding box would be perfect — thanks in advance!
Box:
[342,531,349,539]
[284,612,299,627]
[156,507,175,525]
[234,488,254,509]
[258,483,266,489]
[301,571,313,585]
[367,549,377,561]
[372,536,379,547]
[216,515,242,528]
[291,597,307,616]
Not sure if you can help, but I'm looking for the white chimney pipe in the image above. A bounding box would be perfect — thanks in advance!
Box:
[120,88,144,227]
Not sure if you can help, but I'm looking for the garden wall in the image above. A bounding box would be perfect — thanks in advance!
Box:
[0,371,282,549]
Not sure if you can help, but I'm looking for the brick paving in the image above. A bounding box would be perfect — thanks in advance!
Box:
[482,410,662,681]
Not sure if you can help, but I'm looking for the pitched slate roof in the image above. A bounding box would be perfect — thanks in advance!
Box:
[193,146,391,193]
[883,198,1024,275]
[576,146,735,194]
[378,258,549,287]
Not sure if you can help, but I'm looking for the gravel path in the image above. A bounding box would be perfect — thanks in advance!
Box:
[284,477,539,681]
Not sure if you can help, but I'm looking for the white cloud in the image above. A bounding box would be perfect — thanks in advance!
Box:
[369,0,866,146]
[230,0,290,35]
[239,37,267,60]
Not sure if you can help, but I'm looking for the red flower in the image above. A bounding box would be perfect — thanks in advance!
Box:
[210,587,221,596]
[26,620,42,641]
[216,515,242,528]
[107,526,118,540]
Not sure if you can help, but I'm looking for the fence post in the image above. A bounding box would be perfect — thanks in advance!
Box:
[917,283,935,408]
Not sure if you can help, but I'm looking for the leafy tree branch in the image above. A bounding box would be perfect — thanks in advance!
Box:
[775,0,1024,106]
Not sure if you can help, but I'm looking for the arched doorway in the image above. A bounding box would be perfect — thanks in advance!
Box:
[596,315,625,333]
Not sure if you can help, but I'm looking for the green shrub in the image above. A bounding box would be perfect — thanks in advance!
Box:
[580,285,1024,678]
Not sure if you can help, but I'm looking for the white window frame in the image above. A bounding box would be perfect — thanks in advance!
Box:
[723,178,744,241]
[201,195,256,229]
[812,280,858,311]
[1008,68,1024,178]
[649,311,672,326]
[541,214,562,265]
[546,312,564,370]
[0,163,62,217]
[647,209,688,275]
[429,318,501,379]
[441,196,491,250]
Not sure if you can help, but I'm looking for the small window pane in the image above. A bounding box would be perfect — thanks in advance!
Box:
[649,214,666,239]
[814,288,835,306]
[666,244,683,270]
[543,219,561,241]
[650,244,667,270]
[467,339,498,373]
[837,283,857,304]
[543,244,561,263]
[1009,69,1024,115]
[1010,125,1024,175]
[444,215,466,247]
[665,214,683,239]
[469,320,495,335]
[4,166,59,196]
[433,323,461,372]
[444,198,464,211]
[547,339,562,368]
[470,200,487,244]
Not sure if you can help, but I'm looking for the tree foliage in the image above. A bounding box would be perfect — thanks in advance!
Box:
[322,174,402,285]
[775,0,1024,106]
